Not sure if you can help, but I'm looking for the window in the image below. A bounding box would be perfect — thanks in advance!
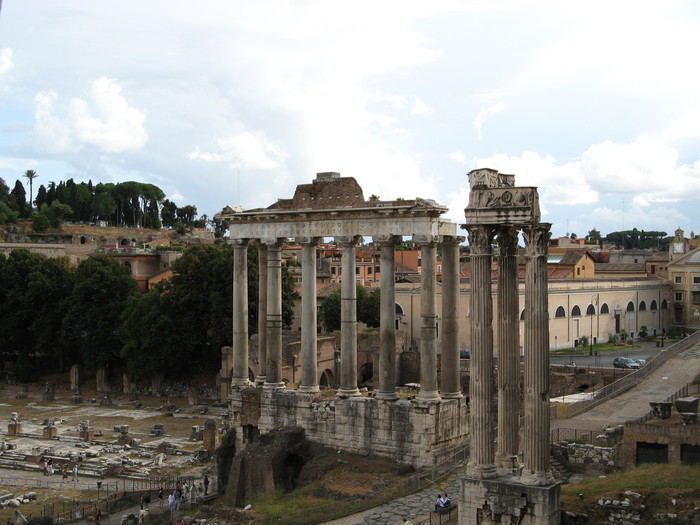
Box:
[695,277,700,284]
[626,301,635,312]
[571,305,581,317]
[555,306,566,318]
[650,264,656,275]
[586,304,596,315]
[520,309,525,321]
[577,268,580,276]
[676,292,683,301]
[331,267,336,275]
[676,276,683,284]
[662,299,668,309]
[355,267,360,275]
[601,303,610,314]
[693,292,700,305]
[651,300,658,311]
[639,301,647,311]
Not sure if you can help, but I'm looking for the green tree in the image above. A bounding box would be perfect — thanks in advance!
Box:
[0,201,19,225]
[23,169,38,211]
[64,255,140,370]
[92,192,117,222]
[10,180,27,217]
[586,228,601,245]
[319,284,379,331]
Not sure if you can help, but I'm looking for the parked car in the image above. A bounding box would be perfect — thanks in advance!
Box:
[635,358,647,367]
[613,357,640,369]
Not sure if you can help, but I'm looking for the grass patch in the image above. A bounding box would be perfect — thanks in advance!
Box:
[563,463,700,498]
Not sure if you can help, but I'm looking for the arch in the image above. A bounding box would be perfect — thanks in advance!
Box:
[124,262,132,274]
[120,237,131,246]
[80,236,87,245]
[586,304,596,316]
[626,301,635,312]
[319,369,334,388]
[395,303,404,315]
[661,299,668,309]
[571,305,582,317]
[555,306,566,318]
[520,309,525,321]
[359,362,373,386]
[639,300,647,311]
[651,300,658,311]
[601,303,610,314]
[248,368,255,382]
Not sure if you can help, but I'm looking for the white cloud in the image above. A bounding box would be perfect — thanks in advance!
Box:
[0,48,13,76]
[189,131,287,169]
[169,192,184,202]
[450,151,466,164]
[32,77,148,153]
[473,102,505,139]
[411,96,434,116]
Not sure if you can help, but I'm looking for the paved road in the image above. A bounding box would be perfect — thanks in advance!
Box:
[552,338,700,432]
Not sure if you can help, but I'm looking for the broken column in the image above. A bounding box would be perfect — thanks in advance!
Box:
[8,412,21,435]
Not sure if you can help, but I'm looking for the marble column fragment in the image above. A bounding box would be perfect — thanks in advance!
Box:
[441,235,463,399]
[264,239,285,390]
[299,238,320,393]
[417,236,440,402]
[376,235,400,401]
[522,223,554,485]
[496,226,520,473]
[255,243,268,385]
[465,224,497,479]
[231,239,251,388]
[337,236,361,398]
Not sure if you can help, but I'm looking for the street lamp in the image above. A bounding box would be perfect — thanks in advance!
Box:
[97,481,102,500]
[590,295,597,356]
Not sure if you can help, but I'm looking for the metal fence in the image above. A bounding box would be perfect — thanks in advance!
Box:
[565,331,700,419]
[634,382,700,423]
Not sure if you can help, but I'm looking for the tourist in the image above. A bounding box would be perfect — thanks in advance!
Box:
[158,487,164,507]
[403,518,413,525]
[435,494,446,511]
[443,493,451,507]
[168,492,175,514]
[203,474,209,495]
[72,463,79,481]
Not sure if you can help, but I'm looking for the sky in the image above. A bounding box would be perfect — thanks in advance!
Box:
[1,1,700,240]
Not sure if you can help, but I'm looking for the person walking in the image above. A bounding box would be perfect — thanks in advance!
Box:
[72,463,79,481]
[158,487,164,507]
[203,474,209,495]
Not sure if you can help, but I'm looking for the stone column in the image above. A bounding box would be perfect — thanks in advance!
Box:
[522,223,553,485]
[299,238,320,393]
[255,243,268,385]
[417,236,440,402]
[376,235,400,401]
[337,236,361,398]
[264,239,285,390]
[496,226,520,473]
[231,239,250,387]
[441,235,463,399]
[465,224,497,479]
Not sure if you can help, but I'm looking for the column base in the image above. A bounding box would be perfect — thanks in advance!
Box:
[417,390,441,403]
[496,454,520,476]
[466,462,499,480]
[336,387,361,398]
[298,385,320,393]
[441,391,463,400]
[376,391,399,401]
[263,381,286,391]
[231,378,252,388]
[254,375,266,386]
[520,468,556,487]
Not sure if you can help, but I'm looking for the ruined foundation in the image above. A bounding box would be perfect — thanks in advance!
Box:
[460,476,561,525]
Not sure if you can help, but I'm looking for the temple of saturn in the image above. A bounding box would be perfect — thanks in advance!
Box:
[221,169,560,524]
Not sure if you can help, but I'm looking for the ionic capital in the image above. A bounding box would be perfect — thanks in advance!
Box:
[373,235,401,247]
[413,234,437,247]
[335,235,362,247]
[230,238,250,248]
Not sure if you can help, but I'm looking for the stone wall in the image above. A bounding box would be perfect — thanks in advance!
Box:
[552,441,617,470]
[620,421,700,468]
[229,388,468,468]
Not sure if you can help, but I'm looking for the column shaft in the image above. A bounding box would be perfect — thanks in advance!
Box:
[231,239,250,387]
[418,238,440,402]
[441,236,463,399]
[496,226,520,473]
[522,223,553,485]
[377,237,399,400]
[264,240,285,390]
[299,239,320,393]
[466,225,497,478]
[256,244,268,384]
[337,237,361,397]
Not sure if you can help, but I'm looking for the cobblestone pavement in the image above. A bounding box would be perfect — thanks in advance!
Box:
[321,472,460,525]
